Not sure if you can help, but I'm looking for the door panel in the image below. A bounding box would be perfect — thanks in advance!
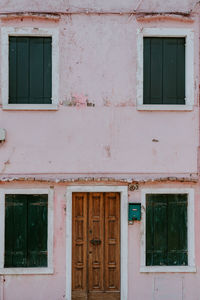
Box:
[72,193,88,299]
[88,193,104,292]
[72,192,120,300]
[104,193,120,292]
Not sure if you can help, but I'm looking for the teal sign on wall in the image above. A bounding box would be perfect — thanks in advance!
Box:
[128,203,141,221]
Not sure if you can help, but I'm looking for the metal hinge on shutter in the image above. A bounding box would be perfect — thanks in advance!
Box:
[5,202,23,206]
[30,202,47,206]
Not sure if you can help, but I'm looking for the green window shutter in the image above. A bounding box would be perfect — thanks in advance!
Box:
[9,37,29,104]
[143,38,185,105]
[167,194,187,265]
[27,195,48,267]
[43,38,52,103]
[5,194,48,268]
[146,194,168,266]
[146,195,154,265]
[9,37,52,104]
[146,194,188,266]
[5,195,27,267]
[144,38,163,104]
[163,38,185,104]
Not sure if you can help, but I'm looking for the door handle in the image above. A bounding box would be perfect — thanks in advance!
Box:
[90,239,101,245]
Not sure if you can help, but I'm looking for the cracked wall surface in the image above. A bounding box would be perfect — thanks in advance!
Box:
[0,2,199,300]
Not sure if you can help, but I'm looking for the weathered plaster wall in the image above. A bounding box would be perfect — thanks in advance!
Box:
[0,0,197,13]
[128,181,200,300]
[0,183,67,300]
[0,108,198,175]
[0,3,199,300]
[0,181,198,300]
[0,15,198,177]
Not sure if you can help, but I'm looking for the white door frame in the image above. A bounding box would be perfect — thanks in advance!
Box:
[65,185,128,300]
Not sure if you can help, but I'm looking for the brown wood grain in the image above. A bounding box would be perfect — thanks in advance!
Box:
[88,193,104,292]
[72,193,88,298]
[104,192,120,291]
[72,192,120,300]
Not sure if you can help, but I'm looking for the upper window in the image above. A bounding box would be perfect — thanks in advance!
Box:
[1,27,59,110]
[137,28,194,111]
[9,37,52,105]
[0,188,53,274]
[143,37,185,105]
[141,188,195,273]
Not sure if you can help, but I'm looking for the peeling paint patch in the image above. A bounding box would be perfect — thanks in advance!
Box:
[0,175,198,185]
[137,14,194,23]
[115,100,135,107]
[61,94,95,107]
[103,97,112,107]
[0,13,60,22]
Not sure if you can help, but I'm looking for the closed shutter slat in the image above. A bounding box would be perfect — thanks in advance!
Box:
[146,194,168,266]
[177,39,185,104]
[153,194,168,265]
[29,38,44,104]
[43,38,52,104]
[143,38,151,104]
[163,38,177,104]
[27,195,48,267]
[167,194,187,265]
[144,38,163,104]
[16,38,29,104]
[9,37,17,104]
[146,195,154,266]
[5,195,27,267]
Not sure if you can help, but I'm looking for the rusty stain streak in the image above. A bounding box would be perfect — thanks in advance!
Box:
[137,14,194,23]
[0,13,60,21]
[0,11,193,17]
[1,160,10,173]
[1,147,15,173]
[105,145,111,158]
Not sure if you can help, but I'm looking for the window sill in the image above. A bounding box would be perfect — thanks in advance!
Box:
[140,266,196,273]
[137,105,193,111]
[0,267,54,275]
[2,104,58,111]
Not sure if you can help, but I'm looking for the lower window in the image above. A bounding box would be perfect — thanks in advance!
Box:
[146,194,187,266]
[0,188,53,274]
[141,189,195,273]
[5,194,48,268]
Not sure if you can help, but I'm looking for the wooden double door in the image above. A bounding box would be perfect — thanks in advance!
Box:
[72,192,120,300]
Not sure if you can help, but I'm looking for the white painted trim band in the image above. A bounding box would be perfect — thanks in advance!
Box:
[140,266,196,273]
[0,268,54,275]
[2,104,58,110]
[137,105,193,111]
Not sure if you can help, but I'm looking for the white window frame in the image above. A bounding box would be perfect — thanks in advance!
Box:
[140,188,195,273]
[1,27,59,110]
[66,185,128,300]
[0,188,54,274]
[137,28,194,111]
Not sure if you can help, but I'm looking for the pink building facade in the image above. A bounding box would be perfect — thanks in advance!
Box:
[0,0,199,299]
